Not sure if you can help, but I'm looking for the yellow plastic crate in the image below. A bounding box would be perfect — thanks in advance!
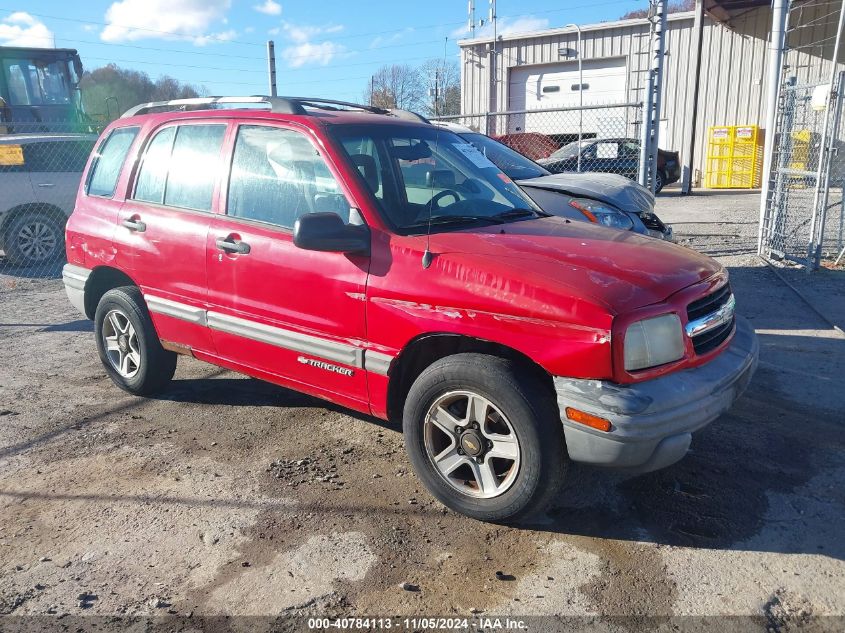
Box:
[705,125,762,189]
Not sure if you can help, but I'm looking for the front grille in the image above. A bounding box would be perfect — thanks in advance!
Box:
[687,282,732,322]
[691,316,734,355]
[687,282,734,355]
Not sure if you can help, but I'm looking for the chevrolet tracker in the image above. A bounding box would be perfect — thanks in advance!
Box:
[62,96,759,522]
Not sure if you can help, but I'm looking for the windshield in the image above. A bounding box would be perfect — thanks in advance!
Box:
[1,58,73,106]
[548,140,591,161]
[332,125,544,233]
[457,132,549,181]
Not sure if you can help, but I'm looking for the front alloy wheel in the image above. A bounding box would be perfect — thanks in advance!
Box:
[403,353,567,523]
[424,390,521,499]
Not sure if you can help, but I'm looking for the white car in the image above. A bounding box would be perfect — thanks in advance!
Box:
[0,133,96,266]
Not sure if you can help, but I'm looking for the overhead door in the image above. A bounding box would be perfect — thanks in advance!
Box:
[507,58,628,137]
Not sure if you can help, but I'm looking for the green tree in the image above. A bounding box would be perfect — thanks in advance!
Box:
[79,64,205,122]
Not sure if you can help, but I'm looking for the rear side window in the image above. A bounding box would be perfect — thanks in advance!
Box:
[86,127,139,197]
[133,126,176,204]
[132,124,225,211]
[165,125,226,211]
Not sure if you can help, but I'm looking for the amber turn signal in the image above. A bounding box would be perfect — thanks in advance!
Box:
[565,407,612,432]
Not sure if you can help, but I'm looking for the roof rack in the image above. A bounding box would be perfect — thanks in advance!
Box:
[121,95,398,119]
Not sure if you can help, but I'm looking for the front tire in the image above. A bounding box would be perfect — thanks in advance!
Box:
[403,353,567,523]
[654,170,666,194]
[94,286,177,396]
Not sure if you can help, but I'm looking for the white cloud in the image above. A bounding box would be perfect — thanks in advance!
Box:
[100,0,233,45]
[0,12,55,47]
[282,41,345,68]
[280,22,346,68]
[369,27,414,49]
[452,15,550,39]
[253,0,282,15]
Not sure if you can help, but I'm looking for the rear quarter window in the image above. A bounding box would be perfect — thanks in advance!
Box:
[86,127,139,198]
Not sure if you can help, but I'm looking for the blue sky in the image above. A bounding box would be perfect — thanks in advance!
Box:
[0,0,646,104]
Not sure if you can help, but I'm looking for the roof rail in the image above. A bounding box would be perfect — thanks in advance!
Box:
[389,109,430,124]
[120,95,432,122]
[121,96,307,118]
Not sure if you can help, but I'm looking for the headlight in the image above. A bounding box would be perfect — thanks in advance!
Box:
[624,313,685,371]
[569,198,634,230]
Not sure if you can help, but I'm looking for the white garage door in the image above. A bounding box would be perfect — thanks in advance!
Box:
[507,57,628,136]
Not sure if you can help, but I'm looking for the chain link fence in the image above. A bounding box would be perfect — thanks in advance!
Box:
[430,103,681,188]
[0,121,102,281]
[760,0,845,270]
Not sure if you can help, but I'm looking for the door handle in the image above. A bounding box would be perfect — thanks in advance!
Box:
[216,236,251,255]
[37,183,55,188]
[122,218,146,232]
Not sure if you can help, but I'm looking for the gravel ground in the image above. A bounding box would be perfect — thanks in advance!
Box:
[0,191,844,631]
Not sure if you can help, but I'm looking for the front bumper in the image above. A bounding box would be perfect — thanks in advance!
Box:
[554,315,758,473]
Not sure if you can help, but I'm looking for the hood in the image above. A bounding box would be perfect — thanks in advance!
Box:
[423,216,720,315]
[516,172,655,214]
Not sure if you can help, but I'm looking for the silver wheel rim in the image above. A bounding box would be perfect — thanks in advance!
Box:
[102,309,141,378]
[17,220,58,262]
[423,390,521,499]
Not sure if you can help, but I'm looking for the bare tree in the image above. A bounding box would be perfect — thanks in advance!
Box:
[363,64,426,112]
[419,59,461,117]
[620,0,695,20]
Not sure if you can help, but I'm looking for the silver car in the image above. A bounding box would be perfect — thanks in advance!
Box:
[431,121,672,241]
[0,133,96,266]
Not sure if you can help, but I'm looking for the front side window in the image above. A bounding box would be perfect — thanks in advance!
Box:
[23,140,94,173]
[227,125,350,229]
[86,127,139,197]
[332,125,542,233]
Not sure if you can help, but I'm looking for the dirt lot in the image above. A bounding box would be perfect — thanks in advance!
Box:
[1,191,844,631]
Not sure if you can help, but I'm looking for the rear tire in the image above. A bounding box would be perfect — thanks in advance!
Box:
[94,286,177,396]
[3,210,64,267]
[403,353,567,523]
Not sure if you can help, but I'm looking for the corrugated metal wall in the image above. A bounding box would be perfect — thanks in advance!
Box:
[459,4,844,184]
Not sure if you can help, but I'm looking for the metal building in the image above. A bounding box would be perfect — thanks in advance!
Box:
[457,2,844,189]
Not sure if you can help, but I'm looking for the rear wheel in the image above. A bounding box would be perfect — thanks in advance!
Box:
[4,210,64,266]
[94,286,177,396]
[403,353,567,523]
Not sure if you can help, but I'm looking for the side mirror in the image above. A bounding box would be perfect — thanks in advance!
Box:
[293,212,370,255]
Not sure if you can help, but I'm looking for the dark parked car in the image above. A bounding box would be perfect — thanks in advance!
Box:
[433,122,671,240]
[537,137,681,193]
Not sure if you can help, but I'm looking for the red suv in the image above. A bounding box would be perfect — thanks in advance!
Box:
[62,97,758,522]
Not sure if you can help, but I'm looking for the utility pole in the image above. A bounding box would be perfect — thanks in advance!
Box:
[757,0,788,254]
[565,23,583,172]
[638,0,668,192]
[488,0,498,122]
[433,68,440,117]
[267,40,277,97]
[468,0,476,38]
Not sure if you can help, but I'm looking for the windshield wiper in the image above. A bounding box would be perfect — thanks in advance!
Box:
[490,208,550,221]
[403,214,504,230]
